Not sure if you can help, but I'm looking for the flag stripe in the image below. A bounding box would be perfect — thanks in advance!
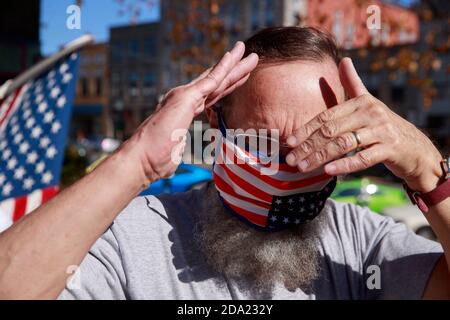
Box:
[13,195,27,222]
[26,189,43,214]
[222,198,268,227]
[214,163,271,203]
[1,185,59,223]
[0,198,15,222]
[218,163,273,203]
[42,186,59,203]
[218,189,269,216]
[214,172,271,210]
[0,86,24,128]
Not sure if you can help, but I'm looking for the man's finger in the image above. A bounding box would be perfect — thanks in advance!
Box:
[285,108,375,167]
[324,144,386,176]
[206,53,258,105]
[205,74,250,108]
[286,97,361,148]
[294,128,376,173]
[190,42,246,86]
[192,42,246,96]
[339,57,368,98]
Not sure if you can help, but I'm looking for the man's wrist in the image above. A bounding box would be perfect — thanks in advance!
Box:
[112,138,154,192]
[404,154,444,194]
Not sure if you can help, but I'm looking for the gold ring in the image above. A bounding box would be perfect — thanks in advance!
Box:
[352,131,362,148]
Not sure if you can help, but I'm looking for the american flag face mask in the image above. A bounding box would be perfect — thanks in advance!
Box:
[212,107,337,231]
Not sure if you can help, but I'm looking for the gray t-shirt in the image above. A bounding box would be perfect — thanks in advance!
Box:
[58,186,443,300]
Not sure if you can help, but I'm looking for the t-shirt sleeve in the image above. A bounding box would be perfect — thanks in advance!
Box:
[58,226,127,300]
[357,206,443,300]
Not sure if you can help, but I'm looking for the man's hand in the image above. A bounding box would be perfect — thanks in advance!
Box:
[285,58,450,299]
[285,57,443,193]
[126,42,258,185]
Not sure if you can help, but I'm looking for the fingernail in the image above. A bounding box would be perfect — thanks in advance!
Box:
[325,164,337,175]
[286,153,296,166]
[299,160,309,171]
[286,136,297,146]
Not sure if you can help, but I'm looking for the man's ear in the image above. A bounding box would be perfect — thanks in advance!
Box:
[206,106,218,129]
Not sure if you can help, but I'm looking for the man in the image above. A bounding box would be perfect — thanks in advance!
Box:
[0,27,449,299]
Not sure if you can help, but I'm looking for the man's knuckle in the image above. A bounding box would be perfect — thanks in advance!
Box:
[300,140,313,154]
[391,134,401,146]
[206,73,220,87]
[171,86,187,98]
[315,149,328,162]
[335,134,353,153]
[290,148,302,160]
[357,151,372,168]
[369,102,385,118]
[318,111,331,124]
[379,122,393,135]
[303,125,315,138]
[358,93,373,105]
[342,158,352,172]
[320,122,337,138]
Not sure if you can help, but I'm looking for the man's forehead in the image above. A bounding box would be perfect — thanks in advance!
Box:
[226,59,345,131]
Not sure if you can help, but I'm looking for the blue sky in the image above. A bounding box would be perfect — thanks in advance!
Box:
[40,0,160,56]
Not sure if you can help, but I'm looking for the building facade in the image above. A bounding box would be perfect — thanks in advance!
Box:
[73,43,111,139]
[109,23,163,138]
[300,0,419,49]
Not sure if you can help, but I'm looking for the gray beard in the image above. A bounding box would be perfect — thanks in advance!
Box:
[194,183,325,295]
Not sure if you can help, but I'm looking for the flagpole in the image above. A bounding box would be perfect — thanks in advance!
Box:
[0,34,95,100]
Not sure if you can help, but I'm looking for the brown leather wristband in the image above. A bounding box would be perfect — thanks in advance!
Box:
[404,178,450,213]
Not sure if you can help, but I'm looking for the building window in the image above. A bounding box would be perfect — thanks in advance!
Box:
[130,40,139,57]
[111,73,120,97]
[143,72,156,96]
[94,54,105,64]
[81,78,89,97]
[391,86,405,103]
[128,73,139,97]
[95,77,103,96]
[332,11,344,46]
[251,0,261,31]
[344,25,354,49]
[112,41,123,63]
[265,0,274,27]
[144,38,157,57]
[143,73,155,88]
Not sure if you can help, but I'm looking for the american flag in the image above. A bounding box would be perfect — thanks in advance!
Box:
[213,136,336,230]
[0,52,80,229]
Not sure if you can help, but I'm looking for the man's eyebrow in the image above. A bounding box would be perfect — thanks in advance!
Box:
[319,77,338,108]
